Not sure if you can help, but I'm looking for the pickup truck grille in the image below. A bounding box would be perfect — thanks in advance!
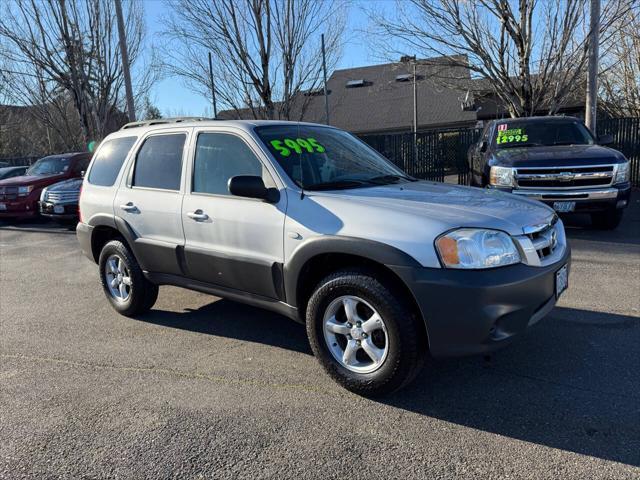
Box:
[0,186,18,200]
[515,165,614,189]
[44,190,79,203]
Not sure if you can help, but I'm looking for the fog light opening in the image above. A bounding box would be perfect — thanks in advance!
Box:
[616,200,627,209]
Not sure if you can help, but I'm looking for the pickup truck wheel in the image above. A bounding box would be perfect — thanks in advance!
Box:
[98,239,158,316]
[590,209,623,230]
[306,269,426,397]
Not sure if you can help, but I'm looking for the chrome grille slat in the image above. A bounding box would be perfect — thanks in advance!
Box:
[45,191,79,202]
[515,164,615,189]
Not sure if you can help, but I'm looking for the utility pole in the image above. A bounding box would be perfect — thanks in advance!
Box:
[114,0,136,122]
[208,52,218,119]
[321,34,330,125]
[413,61,418,136]
[585,0,600,134]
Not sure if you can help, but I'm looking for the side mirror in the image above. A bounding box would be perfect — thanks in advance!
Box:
[598,133,614,145]
[479,140,488,153]
[228,175,280,203]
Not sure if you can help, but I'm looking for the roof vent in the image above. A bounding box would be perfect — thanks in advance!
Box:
[346,79,365,88]
[303,87,329,96]
[395,74,413,82]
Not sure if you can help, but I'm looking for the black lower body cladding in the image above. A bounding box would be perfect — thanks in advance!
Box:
[390,246,571,357]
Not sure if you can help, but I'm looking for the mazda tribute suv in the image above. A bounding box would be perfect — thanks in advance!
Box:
[77,119,570,396]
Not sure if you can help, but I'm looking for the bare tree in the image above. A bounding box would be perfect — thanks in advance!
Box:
[367,0,631,118]
[0,0,157,146]
[600,5,640,116]
[162,0,346,120]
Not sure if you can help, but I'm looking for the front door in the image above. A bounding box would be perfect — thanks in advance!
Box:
[114,131,188,275]
[181,131,286,299]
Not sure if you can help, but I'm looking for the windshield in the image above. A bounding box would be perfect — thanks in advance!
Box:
[255,125,412,190]
[494,120,595,149]
[26,156,71,176]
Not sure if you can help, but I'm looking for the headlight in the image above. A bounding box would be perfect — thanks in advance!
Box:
[435,228,521,269]
[18,185,33,197]
[614,162,629,184]
[489,166,514,187]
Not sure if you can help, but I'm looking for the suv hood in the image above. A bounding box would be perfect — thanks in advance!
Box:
[493,144,625,168]
[46,177,82,192]
[0,173,66,187]
[309,181,555,237]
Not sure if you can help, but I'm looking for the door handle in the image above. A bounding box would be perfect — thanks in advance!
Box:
[120,202,138,212]
[187,210,209,221]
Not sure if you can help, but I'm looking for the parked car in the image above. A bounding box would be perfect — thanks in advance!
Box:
[468,116,631,230]
[39,177,83,223]
[0,165,28,180]
[0,152,91,219]
[78,119,570,396]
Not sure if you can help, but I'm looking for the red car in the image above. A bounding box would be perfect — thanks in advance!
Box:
[0,152,91,219]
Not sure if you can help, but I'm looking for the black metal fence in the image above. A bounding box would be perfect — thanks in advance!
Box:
[361,117,640,187]
[599,117,640,187]
[360,128,481,185]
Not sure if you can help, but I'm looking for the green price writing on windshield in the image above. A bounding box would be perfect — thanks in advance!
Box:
[270,138,326,157]
[496,128,528,144]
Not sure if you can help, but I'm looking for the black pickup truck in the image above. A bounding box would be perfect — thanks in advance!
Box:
[468,116,631,229]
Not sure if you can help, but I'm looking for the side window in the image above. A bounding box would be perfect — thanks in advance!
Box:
[133,134,186,191]
[192,133,275,196]
[87,137,137,186]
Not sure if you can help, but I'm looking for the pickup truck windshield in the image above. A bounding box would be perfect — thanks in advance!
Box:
[255,125,412,190]
[26,157,71,176]
[494,121,595,149]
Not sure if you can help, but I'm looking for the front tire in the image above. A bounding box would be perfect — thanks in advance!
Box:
[98,239,158,316]
[306,269,426,397]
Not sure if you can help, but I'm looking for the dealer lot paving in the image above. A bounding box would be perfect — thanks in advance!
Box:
[1,199,639,479]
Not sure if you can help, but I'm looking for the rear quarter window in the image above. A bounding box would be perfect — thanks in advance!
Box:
[88,137,138,186]
[132,134,186,191]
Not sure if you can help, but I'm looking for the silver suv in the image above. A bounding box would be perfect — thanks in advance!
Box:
[77,118,570,396]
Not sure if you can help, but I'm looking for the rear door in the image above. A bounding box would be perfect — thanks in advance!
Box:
[114,129,189,275]
[181,129,286,299]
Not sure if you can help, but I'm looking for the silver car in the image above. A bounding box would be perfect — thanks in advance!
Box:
[77,119,570,396]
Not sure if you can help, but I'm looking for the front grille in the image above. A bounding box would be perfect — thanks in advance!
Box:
[0,186,18,200]
[515,165,614,189]
[44,191,79,203]
[524,219,560,262]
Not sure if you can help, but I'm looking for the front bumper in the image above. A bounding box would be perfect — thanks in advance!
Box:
[38,201,79,220]
[509,183,631,212]
[0,198,38,218]
[390,246,571,358]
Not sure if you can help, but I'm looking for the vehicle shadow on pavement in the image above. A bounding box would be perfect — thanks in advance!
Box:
[0,219,75,234]
[137,299,313,355]
[561,193,640,246]
[379,306,640,467]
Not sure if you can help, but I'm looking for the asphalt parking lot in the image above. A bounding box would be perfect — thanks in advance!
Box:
[1,198,639,479]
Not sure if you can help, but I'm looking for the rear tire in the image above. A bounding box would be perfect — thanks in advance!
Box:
[98,239,158,316]
[306,269,426,397]
[590,209,623,230]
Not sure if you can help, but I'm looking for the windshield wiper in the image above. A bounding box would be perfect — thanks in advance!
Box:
[549,141,578,146]
[304,179,370,191]
[366,174,417,185]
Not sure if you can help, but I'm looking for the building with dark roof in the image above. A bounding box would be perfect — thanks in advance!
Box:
[218,55,587,135]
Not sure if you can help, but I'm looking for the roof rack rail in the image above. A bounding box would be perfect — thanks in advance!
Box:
[120,117,214,130]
